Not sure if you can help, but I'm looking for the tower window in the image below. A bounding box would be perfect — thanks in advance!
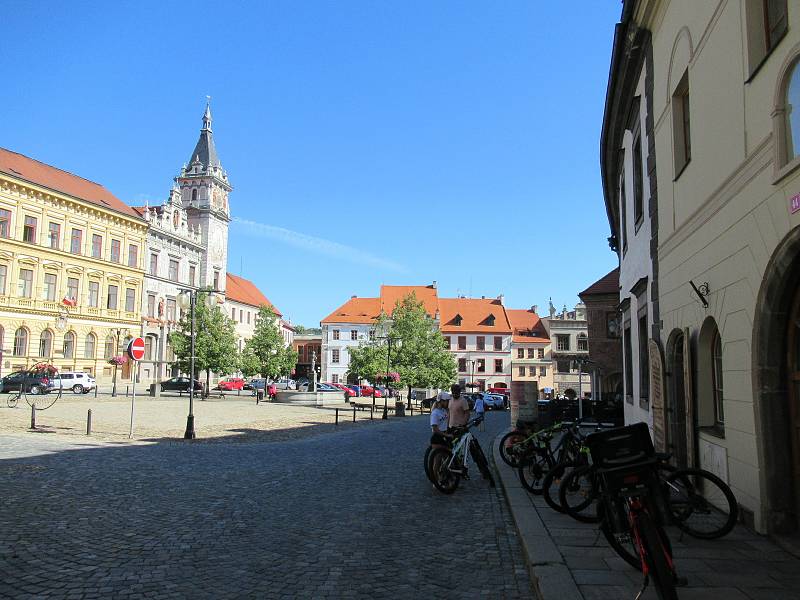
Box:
[192,189,198,202]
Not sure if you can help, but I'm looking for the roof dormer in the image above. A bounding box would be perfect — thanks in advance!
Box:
[452,314,463,327]
[483,314,496,327]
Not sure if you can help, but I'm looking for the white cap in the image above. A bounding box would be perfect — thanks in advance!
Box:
[437,391,452,401]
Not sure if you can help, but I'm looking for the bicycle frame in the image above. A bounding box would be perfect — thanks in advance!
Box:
[446,429,474,474]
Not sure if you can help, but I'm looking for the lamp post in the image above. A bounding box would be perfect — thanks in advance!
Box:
[110,328,128,397]
[378,335,400,419]
[176,289,221,439]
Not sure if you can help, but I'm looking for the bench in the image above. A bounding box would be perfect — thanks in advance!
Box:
[350,401,375,412]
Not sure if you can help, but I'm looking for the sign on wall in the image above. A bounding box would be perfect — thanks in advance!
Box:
[649,340,665,453]
[791,193,800,215]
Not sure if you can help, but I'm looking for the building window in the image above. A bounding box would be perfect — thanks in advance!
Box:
[458,336,466,350]
[444,336,451,349]
[144,336,154,361]
[111,240,122,263]
[494,359,503,373]
[147,295,156,318]
[622,328,632,400]
[556,335,570,351]
[712,330,725,427]
[67,277,79,304]
[332,349,340,364]
[192,188,198,202]
[23,216,37,243]
[557,360,571,374]
[351,330,358,341]
[620,166,628,252]
[538,348,544,359]
[672,71,691,177]
[189,265,196,286]
[486,315,495,326]
[104,335,115,359]
[125,288,136,312]
[527,348,534,358]
[213,271,219,289]
[518,366,525,376]
[63,331,75,359]
[0,264,6,294]
[48,222,60,249]
[128,244,138,268]
[39,330,53,357]
[494,336,502,351]
[539,366,547,377]
[477,359,485,373]
[92,234,103,258]
[528,366,536,377]
[369,330,375,341]
[477,336,485,350]
[633,132,644,226]
[746,0,788,76]
[13,327,28,356]
[70,228,82,254]
[87,281,99,307]
[783,58,800,165]
[231,307,235,320]
[517,348,524,358]
[247,312,251,325]
[577,333,588,351]
[44,273,57,301]
[458,358,467,373]
[0,209,10,238]
[638,314,649,406]
[149,253,158,276]
[84,333,96,359]
[107,285,118,310]
[239,310,243,323]
[166,298,176,322]
[332,329,340,340]
[18,268,33,298]
[453,315,462,327]
[477,379,486,392]
[168,259,179,282]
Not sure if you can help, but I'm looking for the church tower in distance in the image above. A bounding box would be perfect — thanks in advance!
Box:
[176,101,231,292]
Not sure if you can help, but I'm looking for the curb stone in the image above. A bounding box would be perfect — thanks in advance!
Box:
[492,430,583,600]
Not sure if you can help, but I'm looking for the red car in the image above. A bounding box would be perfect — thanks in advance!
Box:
[359,385,383,398]
[331,383,356,397]
[217,377,245,391]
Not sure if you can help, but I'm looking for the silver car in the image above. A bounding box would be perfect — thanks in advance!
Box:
[49,372,97,394]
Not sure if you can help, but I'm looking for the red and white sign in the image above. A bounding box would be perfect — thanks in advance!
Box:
[791,193,800,215]
[127,337,146,361]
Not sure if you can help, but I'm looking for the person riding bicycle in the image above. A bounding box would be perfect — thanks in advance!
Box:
[429,391,451,446]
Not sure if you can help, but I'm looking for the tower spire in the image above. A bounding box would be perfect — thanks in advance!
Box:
[203,95,212,132]
[187,99,220,171]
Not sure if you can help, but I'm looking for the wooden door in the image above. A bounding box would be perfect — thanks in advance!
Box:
[666,333,688,469]
[788,285,800,517]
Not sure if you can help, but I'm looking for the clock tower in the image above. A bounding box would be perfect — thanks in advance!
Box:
[176,102,231,292]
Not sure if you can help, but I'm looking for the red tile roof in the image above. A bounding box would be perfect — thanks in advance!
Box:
[379,285,439,317]
[439,298,512,333]
[226,273,282,316]
[321,297,382,324]
[507,308,550,344]
[579,267,620,297]
[0,147,143,220]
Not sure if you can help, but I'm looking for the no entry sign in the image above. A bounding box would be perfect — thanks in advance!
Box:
[127,337,146,361]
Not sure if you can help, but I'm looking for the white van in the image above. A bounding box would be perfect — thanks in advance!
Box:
[49,372,97,394]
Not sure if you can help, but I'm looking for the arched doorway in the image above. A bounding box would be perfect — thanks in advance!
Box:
[666,329,688,469]
[564,388,576,400]
[754,224,800,534]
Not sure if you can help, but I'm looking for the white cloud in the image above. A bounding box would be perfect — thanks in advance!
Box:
[232,218,407,272]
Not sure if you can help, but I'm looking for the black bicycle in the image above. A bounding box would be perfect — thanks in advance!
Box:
[427,417,495,494]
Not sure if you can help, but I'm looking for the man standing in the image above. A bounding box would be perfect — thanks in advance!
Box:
[448,383,470,429]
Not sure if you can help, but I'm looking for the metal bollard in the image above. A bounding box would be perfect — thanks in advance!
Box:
[370,405,374,420]
[335,408,339,425]
[30,405,35,430]
[353,405,356,423]
[87,409,92,435]
[126,385,129,397]
[94,385,98,398]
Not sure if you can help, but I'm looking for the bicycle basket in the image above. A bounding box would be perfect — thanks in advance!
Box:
[586,422,654,470]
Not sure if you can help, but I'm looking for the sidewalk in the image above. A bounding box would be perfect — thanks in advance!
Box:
[491,433,800,600]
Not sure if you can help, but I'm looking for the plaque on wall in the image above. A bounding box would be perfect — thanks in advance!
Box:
[649,339,666,453]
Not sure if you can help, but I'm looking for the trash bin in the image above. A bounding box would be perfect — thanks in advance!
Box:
[256,389,265,404]
[394,401,405,417]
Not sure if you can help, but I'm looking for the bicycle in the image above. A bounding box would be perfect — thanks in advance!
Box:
[7,393,20,408]
[498,420,543,468]
[428,416,495,494]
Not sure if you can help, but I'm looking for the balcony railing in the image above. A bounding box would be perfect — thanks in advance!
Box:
[0,295,139,322]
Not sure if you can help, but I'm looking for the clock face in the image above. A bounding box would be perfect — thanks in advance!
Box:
[210,227,224,261]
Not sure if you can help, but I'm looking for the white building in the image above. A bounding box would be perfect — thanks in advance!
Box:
[543,301,590,399]
[224,272,293,354]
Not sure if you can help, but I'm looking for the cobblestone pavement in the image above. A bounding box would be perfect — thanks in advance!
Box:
[494,434,800,599]
[0,411,534,599]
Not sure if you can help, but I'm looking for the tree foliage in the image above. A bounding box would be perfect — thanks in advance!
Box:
[169,290,239,389]
[242,306,298,380]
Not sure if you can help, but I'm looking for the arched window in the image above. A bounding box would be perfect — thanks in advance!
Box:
[144,336,154,361]
[785,60,800,163]
[63,331,75,359]
[39,329,53,358]
[84,333,96,359]
[698,317,724,435]
[191,188,198,202]
[104,335,116,359]
[14,328,29,357]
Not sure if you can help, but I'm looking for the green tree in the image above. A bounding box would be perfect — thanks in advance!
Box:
[239,346,261,378]
[242,306,298,380]
[169,291,239,395]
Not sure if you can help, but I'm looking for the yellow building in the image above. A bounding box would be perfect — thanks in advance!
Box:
[0,148,147,383]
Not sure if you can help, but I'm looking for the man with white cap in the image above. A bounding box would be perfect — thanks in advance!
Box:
[429,390,451,445]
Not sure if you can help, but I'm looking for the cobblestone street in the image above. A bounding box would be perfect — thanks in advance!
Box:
[0,411,533,599]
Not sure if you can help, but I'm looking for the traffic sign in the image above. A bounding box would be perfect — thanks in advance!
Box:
[127,337,146,361]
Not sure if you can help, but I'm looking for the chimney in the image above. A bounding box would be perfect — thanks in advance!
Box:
[498,294,504,305]
[481,295,485,300]
[432,280,437,289]
[532,305,538,313]
[351,295,357,299]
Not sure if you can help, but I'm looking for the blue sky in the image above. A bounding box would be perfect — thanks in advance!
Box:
[3,1,621,327]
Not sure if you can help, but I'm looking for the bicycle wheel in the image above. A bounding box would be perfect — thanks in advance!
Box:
[637,510,678,600]
[665,468,738,539]
[543,463,579,512]
[25,388,59,411]
[429,447,461,494]
[559,464,602,523]
[599,501,673,572]
[424,446,434,483]
[469,439,496,488]
[499,431,527,468]
[518,451,553,495]
[7,394,19,408]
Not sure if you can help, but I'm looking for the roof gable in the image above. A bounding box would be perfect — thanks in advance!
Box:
[439,298,512,333]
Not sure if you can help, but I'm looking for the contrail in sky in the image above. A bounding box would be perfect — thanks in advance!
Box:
[232,218,407,272]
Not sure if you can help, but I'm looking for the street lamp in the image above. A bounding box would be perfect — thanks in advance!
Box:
[176,289,221,439]
[110,327,129,398]
[378,335,401,420]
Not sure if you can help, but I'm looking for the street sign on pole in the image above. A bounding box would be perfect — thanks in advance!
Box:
[127,337,145,361]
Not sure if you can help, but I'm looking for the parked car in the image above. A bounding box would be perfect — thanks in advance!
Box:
[148,377,203,393]
[331,383,356,397]
[0,371,52,395]
[359,385,382,398]
[217,377,245,391]
[317,383,339,392]
[482,392,508,410]
[244,378,267,391]
[347,385,362,396]
[48,372,96,394]
[271,378,296,390]
[487,386,509,395]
